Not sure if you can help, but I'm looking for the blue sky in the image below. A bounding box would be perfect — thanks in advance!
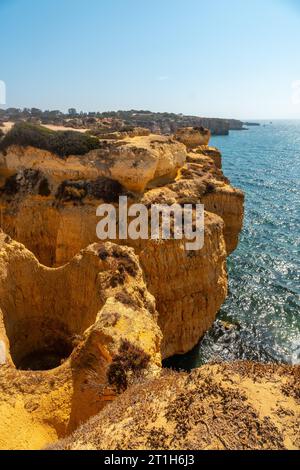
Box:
[0,0,300,119]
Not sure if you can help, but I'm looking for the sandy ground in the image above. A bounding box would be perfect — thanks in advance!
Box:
[0,121,14,134]
[42,124,88,133]
[49,362,300,451]
[0,121,89,134]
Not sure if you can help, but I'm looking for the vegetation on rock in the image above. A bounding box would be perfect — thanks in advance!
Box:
[0,107,246,135]
[55,177,126,203]
[49,362,300,451]
[0,122,100,158]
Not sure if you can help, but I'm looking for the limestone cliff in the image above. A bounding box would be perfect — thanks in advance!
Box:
[0,135,187,193]
[0,231,161,450]
[0,125,244,360]
[50,362,300,450]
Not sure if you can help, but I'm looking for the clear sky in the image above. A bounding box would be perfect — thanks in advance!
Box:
[1,0,300,119]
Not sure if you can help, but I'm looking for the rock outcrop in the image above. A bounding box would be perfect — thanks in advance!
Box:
[95,127,151,140]
[227,119,246,131]
[0,125,244,360]
[49,362,300,450]
[1,123,296,452]
[0,231,161,450]
[0,134,187,193]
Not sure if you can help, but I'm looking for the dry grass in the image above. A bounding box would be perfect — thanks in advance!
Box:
[48,362,300,450]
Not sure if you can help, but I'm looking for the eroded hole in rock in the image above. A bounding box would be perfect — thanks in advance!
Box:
[1,260,103,371]
[18,344,73,371]
[6,318,76,371]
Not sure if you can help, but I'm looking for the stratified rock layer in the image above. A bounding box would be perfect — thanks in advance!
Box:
[50,362,300,451]
[0,231,161,450]
[0,134,186,193]
[174,126,211,149]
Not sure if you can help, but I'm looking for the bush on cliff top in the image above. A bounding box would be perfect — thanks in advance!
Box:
[0,122,101,158]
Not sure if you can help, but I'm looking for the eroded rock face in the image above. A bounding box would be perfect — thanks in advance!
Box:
[192,145,222,169]
[182,151,244,253]
[126,215,227,358]
[1,125,295,453]
[0,204,228,359]
[0,130,244,360]
[0,134,186,193]
[0,231,161,450]
[49,362,300,451]
[174,127,211,149]
[97,127,151,140]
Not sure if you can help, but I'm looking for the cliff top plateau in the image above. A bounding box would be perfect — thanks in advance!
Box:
[0,108,248,136]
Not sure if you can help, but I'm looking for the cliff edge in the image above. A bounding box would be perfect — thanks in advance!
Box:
[0,124,254,450]
[0,125,244,359]
[50,362,300,451]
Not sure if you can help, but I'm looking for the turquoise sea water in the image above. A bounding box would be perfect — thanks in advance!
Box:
[166,121,300,369]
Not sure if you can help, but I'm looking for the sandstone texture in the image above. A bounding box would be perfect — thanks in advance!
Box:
[0,123,297,453]
[0,124,249,450]
[174,126,211,149]
[0,134,186,194]
[0,124,244,360]
[50,362,300,451]
[0,231,161,450]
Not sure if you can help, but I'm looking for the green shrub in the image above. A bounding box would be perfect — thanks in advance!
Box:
[49,130,100,157]
[0,122,52,153]
[0,122,100,158]
[107,340,150,393]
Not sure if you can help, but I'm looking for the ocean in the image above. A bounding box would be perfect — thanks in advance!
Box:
[165,120,300,370]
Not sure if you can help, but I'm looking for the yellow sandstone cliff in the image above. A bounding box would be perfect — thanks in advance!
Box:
[0,124,298,452]
[0,127,243,360]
